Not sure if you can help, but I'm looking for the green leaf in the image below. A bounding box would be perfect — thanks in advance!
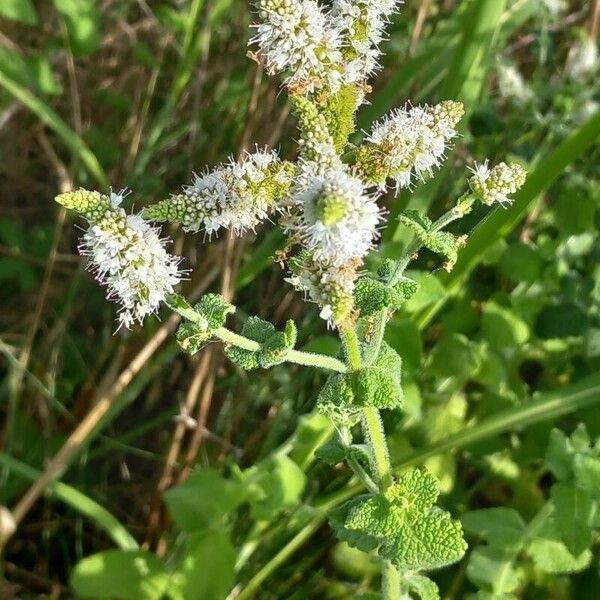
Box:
[289,412,333,469]
[176,294,235,355]
[315,433,348,466]
[481,301,529,351]
[164,469,246,532]
[53,0,101,55]
[498,242,542,284]
[70,550,168,600]
[385,319,423,371]
[317,343,403,411]
[171,529,235,600]
[224,316,297,370]
[353,342,403,409]
[430,333,481,379]
[461,508,526,550]
[405,574,440,600]
[329,496,380,553]
[195,294,236,330]
[398,211,459,268]
[467,546,520,594]
[527,537,592,574]
[344,468,467,570]
[0,0,38,24]
[404,271,445,313]
[354,276,418,316]
[551,483,595,555]
[244,455,306,521]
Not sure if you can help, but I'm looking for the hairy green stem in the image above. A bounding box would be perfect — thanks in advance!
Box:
[340,327,362,371]
[340,327,400,598]
[167,297,348,373]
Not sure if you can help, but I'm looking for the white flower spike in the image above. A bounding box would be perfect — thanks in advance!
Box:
[56,189,183,329]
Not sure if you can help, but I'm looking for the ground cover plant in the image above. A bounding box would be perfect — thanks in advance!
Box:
[0,0,599,598]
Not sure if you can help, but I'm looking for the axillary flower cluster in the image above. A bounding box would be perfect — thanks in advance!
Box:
[56,0,525,332]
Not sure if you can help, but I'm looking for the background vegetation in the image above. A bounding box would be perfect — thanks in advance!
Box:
[0,0,599,598]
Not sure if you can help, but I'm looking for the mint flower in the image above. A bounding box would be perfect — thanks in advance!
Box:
[56,189,183,330]
[357,100,464,191]
[332,0,400,85]
[287,253,358,326]
[285,161,381,267]
[468,161,527,206]
[145,149,294,236]
[251,0,343,93]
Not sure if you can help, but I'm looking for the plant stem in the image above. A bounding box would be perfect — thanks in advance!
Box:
[167,297,348,373]
[340,326,401,599]
[361,406,392,489]
[339,327,362,371]
[382,562,402,600]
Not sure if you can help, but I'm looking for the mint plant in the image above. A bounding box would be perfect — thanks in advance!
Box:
[54,2,527,597]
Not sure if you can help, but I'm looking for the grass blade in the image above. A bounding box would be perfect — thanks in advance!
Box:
[0,69,108,188]
[0,452,138,550]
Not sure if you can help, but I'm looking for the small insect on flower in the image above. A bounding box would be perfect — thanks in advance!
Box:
[285,161,382,267]
[468,161,527,207]
[56,189,183,330]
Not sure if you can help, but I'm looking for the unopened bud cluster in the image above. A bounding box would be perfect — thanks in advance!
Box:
[56,190,182,329]
[468,161,526,206]
[145,149,295,236]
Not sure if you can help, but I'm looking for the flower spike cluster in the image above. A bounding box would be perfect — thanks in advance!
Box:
[357,101,464,191]
[332,0,401,85]
[468,161,527,206]
[286,161,382,266]
[145,149,295,237]
[56,189,183,329]
[251,0,402,99]
[251,0,343,94]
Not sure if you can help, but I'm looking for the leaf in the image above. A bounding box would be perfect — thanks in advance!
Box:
[405,574,440,600]
[171,529,235,600]
[527,537,591,574]
[329,496,380,553]
[53,0,101,55]
[385,318,423,371]
[70,550,168,600]
[352,342,404,409]
[550,483,595,555]
[224,316,297,369]
[289,412,333,469]
[344,468,467,570]
[244,455,306,521]
[430,333,481,379]
[467,546,520,594]
[461,508,526,550]
[164,469,246,532]
[404,271,445,313]
[498,242,542,284]
[0,0,38,24]
[398,210,459,268]
[317,343,403,411]
[481,301,529,351]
